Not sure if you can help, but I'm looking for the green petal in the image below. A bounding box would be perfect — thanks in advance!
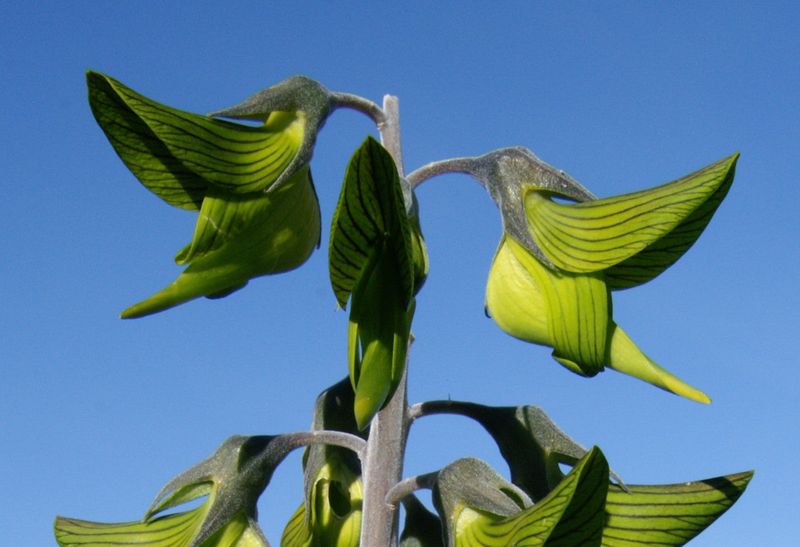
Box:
[328,137,415,309]
[485,237,550,347]
[54,511,267,547]
[525,154,738,275]
[87,70,207,209]
[55,510,206,547]
[507,237,610,376]
[87,71,304,196]
[607,322,710,404]
[602,470,753,545]
[121,166,320,318]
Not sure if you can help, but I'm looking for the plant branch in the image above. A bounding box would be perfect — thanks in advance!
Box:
[385,471,438,507]
[279,430,367,461]
[331,92,385,127]
[408,399,488,422]
[406,157,476,189]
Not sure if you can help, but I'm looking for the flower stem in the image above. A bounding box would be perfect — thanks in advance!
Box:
[359,95,410,547]
[406,157,477,188]
[331,91,385,127]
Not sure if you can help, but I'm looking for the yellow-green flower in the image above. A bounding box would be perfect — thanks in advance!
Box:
[55,436,279,547]
[481,150,738,401]
[282,379,365,547]
[329,137,428,429]
[87,71,330,318]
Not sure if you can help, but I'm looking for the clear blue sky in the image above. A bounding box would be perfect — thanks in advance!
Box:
[2,2,797,545]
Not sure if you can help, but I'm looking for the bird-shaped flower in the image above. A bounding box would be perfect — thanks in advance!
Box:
[54,435,281,546]
[87,71,333,318]
[329,137,428,429]
[465,148,738,402]
[282,379,365,547]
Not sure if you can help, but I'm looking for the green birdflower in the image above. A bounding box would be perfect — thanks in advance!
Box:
[282,379,365,547]
[54,435,281,546]
[87,71,332,318]
[329,137,428,429]
[473,148,739,402]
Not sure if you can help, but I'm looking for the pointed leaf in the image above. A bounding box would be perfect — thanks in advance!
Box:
[602,470,753,546]
[525,154,738,275]
[88,71,305,196]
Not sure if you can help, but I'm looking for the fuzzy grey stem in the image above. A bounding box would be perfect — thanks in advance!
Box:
[406,157,477,189]
[359,96,412,547]
[281,430,367,461]
[378,95,404,177]
[385,471,439,507]
[360,366,409,547]
[331,92,385,127]
[408,399,487,421]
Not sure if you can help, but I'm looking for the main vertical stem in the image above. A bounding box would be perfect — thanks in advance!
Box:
[359,95,410,547]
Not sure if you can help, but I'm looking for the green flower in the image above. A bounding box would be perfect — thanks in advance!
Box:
[478,149,738,401]
[87,71,332,318]
[329,137,428,429]
[55,435,280,546]
[282,379,365,547]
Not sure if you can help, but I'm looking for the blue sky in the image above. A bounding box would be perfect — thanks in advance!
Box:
[2,2,798,545]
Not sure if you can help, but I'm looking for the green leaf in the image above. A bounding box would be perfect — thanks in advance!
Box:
[54,436,281,547]
[329,137,418,428]
[601,470,753,546]
[524,154,738,276]
[87,71,305,196]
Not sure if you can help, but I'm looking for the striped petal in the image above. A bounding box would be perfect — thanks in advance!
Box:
[87,71,304,196]
[87,71,207,209]
[54,511,266,547]
[55,510,207,547]
[525,154,738,276]
[602,471,753,546]
[507,237,610,376]
[328,137,415,309]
